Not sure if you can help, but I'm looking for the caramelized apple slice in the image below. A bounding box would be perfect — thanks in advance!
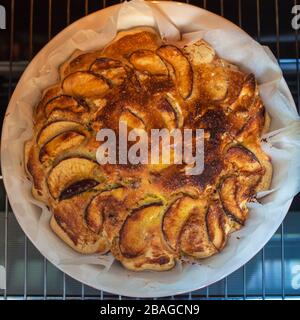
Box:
[129,50,168,76]
[114,202,174,271]
[119,202,163,258]
[47,158,103,199]
[39,131,86,163]
[183,40,215,65]
[227,74,261,133]
[61,51,102,76]
[45,95,87,118]
[229,74,257,112]
[37,121,85,147]
[85,187,127,239]
[219,176,248,225]
[25,144,47,202]
[90,58,127,85]
[34,85,61,119]
[179,203,218,259]
[148,95,180,131]
[90,57,122,70]
[50,194,110,254]
[85,194,104,235]
[165,93,184,128]
[62,71,110,97]
[157,45,193,99]
[59,179,99,201]
[119,108,145,129]
[222,147,263,227]
[225,145,262,173]
[162,197,198,252]
[156,98,177,130]
[237,107,265,143]
[206,204,227,250]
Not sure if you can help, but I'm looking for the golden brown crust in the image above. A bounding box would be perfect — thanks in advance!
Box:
[50,214,110,254]
[25,28,272,271]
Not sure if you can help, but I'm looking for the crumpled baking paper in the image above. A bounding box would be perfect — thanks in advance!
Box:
[1,0,300,296]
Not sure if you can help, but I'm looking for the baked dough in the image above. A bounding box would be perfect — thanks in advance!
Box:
[25,27,272,271]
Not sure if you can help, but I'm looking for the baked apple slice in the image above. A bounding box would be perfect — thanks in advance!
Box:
[162,196,199,252]
[164,93,184,128]
[183,40,215,65]
[85,187,127,240]
[39,131,86,163]
[237,108,266,143]
[90,58,127,86]
[44,95,88,118]
[34,85,62,119]
[148,95,180,131]
[60,51,102,76]
[219,175,249,226]
[227,74,261,133]
[119,202,163,258]
[25,143,48,202]
[206,203,227,250]
[221,146,264,227]
[37,121,85,147]
[119,108,145,129]
[113,201,175,271]
[62,71,110,97]
[85,194,104,235]
[229,74,257,112]
[129,50,168,76]
[179,203,219,259]
[50,193,110,254]
[157,45,193,99]
[224,145,262,174]
[163,196,225,257]
[219,173,262,230]
[47,157,104,200]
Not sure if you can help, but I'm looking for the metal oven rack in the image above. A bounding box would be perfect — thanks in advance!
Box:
[0,0,299,300]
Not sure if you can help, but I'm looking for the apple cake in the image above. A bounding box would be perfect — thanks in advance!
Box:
[25,27,272,271]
